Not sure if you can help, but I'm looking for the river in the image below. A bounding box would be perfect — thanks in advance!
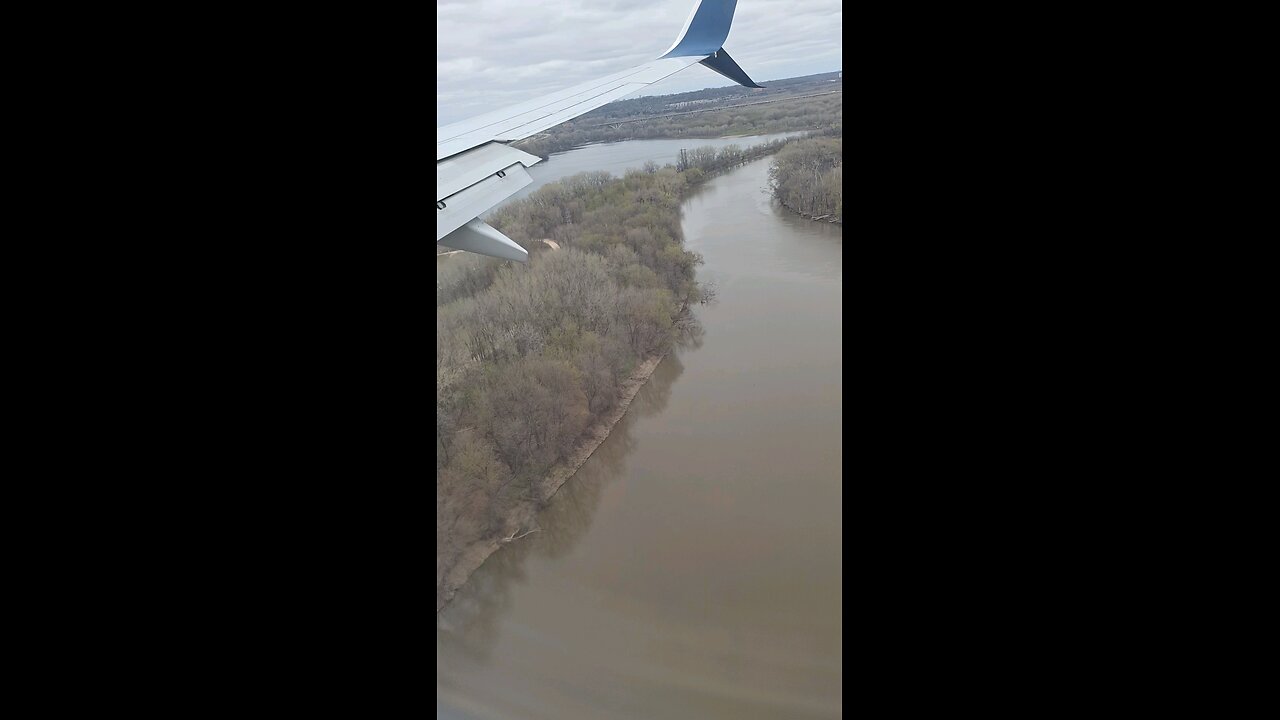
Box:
[437,140,843,719]
[496,131,806,208]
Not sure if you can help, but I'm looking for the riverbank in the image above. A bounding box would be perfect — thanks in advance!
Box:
[437,153,844,718]
[768,135,842,226]
[437,348,670,612]
[776,198,843,225]
[437,143,803,614]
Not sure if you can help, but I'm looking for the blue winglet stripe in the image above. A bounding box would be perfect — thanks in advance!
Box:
[660,0,738,59]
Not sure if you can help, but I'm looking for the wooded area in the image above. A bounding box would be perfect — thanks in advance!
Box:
[514,90,841,159]
[438,165,708,598]
[438,124,834,607]
[769,137,843,223]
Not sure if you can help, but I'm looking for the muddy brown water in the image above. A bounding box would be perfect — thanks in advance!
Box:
[438,145,843,719]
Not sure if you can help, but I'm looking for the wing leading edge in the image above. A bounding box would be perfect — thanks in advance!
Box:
[436,0,763,262]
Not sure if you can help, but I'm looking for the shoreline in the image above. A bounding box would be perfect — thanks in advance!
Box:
[545,131,805,158]
[775,197,843,225]
[437,347,670,613]
[435,140,805,615]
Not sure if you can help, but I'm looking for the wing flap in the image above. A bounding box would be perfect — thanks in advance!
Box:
[436,142,542,202]
[436,161,534,243]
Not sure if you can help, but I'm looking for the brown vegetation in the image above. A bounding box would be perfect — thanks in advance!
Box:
[438,167,703,610]
[513,92,842,160]
[769,137,843,223]
[437,135,810,610]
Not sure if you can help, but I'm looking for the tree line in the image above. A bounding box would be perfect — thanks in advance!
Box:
[513,94,842,160]
[674,139,793,176]
[769,137,843,222]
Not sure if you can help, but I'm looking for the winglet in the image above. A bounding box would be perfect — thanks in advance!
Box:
[660,1,763,88]
[661,0,737,58]
[700,48,764,88]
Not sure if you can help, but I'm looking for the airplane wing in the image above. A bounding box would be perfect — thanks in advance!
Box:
[436,0,764,262]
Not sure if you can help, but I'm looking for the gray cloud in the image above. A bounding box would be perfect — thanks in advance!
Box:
[437,0,842,125]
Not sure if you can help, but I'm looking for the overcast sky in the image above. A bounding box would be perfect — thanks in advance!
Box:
[437,0,842,126]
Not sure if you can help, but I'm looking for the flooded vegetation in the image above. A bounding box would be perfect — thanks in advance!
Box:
[437,133,834,611]
[770,137,843,223]
[438,143,842,718]
[437,168,706,611]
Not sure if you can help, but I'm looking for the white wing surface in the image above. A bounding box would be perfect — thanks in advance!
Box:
[436,0,763,262]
